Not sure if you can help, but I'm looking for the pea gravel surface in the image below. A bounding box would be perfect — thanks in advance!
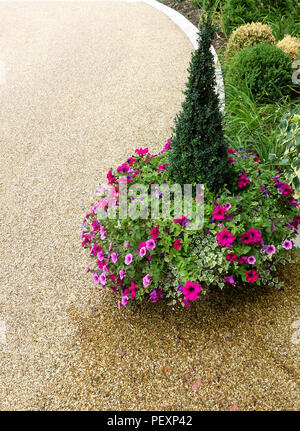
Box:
[0,1,299,411]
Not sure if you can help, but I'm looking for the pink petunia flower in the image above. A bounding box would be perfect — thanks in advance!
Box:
[99,273,107,286]
[224,274,235,285]
[158,163,168,173]
[245,269,260,283]
[182,281,202,301]
[216,229,236,248]
[119,269,126,280]
[241,228,262,244]
[173,239,183,251]
[237,173,250,189]
[135,147,148,155]
[129,282,137,299]
[174,215,188,227]
[149,288,164,303]
[264,244,276,255]
[146,239,156,250]
[227,147,236,154]
[93,273,100,284]
[124,240,130,249]
[139,247,147,257]
[225,253,238,262]
[143,274,151,288]
[125,253,133,265]
[111,252,118,264]
[212,205,227,220]
[282,240,293,250]
[247,256,256,265]
[150,225,160,240]
[138,241,147,250]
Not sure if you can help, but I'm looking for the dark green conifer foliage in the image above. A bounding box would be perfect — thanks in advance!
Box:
[167,17,231,192]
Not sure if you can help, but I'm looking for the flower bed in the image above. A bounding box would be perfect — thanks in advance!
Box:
[81,142,299,309]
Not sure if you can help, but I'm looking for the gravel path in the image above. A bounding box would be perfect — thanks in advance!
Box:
[0,1,299,411]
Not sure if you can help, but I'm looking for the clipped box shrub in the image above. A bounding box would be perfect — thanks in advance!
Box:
[225,22,276,62]
[225,43,292,103]
[277,35,300,61]
[222,0,258,36]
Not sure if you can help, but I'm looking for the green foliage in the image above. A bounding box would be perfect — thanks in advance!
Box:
[224,84,292,158]
[268,106,300,190]
[222,0,258,36]
[260,0,295,13]
[225,43,293,104]
[167,17,230,192]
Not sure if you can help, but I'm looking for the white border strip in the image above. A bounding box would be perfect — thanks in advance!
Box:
[0,0,225,108]
[134,0,225,109]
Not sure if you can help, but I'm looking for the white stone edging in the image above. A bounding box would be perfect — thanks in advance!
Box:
[128,0,225,109]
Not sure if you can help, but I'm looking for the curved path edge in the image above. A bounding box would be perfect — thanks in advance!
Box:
[131,0,225,108]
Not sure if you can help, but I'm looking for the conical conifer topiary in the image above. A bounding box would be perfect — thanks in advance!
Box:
[167,17,231,192]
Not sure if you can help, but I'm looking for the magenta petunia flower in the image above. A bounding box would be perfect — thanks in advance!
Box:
[135,147,148,155]
[119,269,126,280]
[121,295,129,307]
[174,215,188,227]
[216,229,236,248]
[224,274,235,285]
[149,288,164,303]
[241,228,262,244]
[129,282,137,299]
[93,273,100,284]
[245,269,259,283]
[143,274,151,288]
[225,253,238,262]
[264,244,276,255]
[125,253,133,265]
[227,147,236,154]
[99,272,107,286]
[247,256,256,265]
[111,252,118,264]
[158,163,168,173]
[182,281,202,301]
[173,239,183,251]
[237,173,250,189]
[282,240,293,250]
[139,247,147,257]
[238,256,248,264]
[109,242,114,251]
[212,205,227,220]
[124,240,130,249]
[150,225,160,240]
[146,239,156,250]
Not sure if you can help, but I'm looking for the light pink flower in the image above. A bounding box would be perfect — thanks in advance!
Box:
[99,273,106,286]
[282,240,293,250]
[143,274,151,288]
[93,273,100,284]
[111,252,118,264]
[119,269,126,280]
[139,247,147,257]
[125,253,133,265]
